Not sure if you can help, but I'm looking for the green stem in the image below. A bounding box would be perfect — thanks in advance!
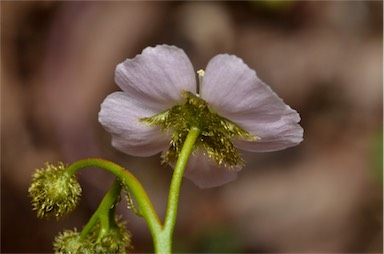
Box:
[65,127,200,253]
[156,127,201,253]
[80,179,122,240]
[65,159,162,243]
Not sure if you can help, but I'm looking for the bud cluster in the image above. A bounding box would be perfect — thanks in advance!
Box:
[54,217,132,254]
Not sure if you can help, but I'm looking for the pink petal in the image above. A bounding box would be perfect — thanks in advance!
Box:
[98,92,170,156]
[201,54,303,152]
[181,151,240,188]
[115,45,196,109]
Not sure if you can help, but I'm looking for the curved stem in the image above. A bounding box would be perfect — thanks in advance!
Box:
[80,179,122,240]
[65,127,200,253]
[157,127,201,253]
[66,159,162,243]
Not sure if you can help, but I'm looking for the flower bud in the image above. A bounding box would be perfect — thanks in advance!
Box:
[93,217,133,254]
[53,229,93,254]
[28,162,82,218]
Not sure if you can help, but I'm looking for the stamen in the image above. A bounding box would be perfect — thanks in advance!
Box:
[196,69,205,95]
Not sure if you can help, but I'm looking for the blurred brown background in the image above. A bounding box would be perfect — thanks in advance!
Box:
[1,1,382,253]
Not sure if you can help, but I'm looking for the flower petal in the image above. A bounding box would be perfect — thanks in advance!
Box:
[232,106,303,151]
[115,45,197,109]
[98,92,170,156]
[201,54,303,152]
[181,151,240,188]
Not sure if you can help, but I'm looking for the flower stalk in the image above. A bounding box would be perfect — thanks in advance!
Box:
[157,127,201,253]
[65,158,162,241]
[79,179,122,241]
[58,127,200,253]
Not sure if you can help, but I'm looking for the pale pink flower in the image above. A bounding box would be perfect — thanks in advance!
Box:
[99,45,303,188]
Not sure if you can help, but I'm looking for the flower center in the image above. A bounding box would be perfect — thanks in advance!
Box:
[140,91,258,169]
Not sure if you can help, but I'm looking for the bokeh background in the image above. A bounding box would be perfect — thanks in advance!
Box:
[1,1,382,253]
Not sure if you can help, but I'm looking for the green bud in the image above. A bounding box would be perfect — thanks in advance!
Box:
[54,218,132,254]
[53,229,93,254]
[28,162,82,218]
[93,217,133,254]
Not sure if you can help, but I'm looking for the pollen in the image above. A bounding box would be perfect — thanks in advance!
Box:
[197,69,205,77]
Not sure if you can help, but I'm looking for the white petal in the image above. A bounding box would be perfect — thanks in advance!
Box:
[115,45,196,108]
[201,54,303,152]
[181,151,240,188]
[98,92,170,156]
